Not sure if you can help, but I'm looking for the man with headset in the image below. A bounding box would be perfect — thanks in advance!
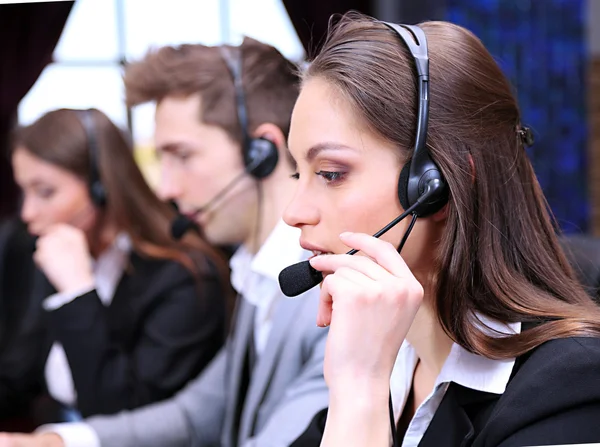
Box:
[0,37,328,447]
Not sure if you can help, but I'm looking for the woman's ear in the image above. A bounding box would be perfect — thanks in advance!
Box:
[432,203,449,222]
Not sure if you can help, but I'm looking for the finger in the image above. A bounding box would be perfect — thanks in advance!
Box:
[316,272,364,326]
[316,273,346,327]
[333,266,374,289]
[0,433,17,447]
[310,252,390,282]
[10,434,36,447]
[339,232,412,278]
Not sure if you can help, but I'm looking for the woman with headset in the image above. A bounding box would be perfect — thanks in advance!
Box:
[283,12,600,447]
[2,108,230,423]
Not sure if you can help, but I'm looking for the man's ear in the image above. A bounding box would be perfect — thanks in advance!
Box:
[253,123,286,150]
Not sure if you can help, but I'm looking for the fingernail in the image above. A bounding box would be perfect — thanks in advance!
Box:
[340,231,353,238]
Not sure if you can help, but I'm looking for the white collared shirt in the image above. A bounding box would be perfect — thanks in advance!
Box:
[229,219,312,355]
[43,233,131,407]
[390,317,521,447]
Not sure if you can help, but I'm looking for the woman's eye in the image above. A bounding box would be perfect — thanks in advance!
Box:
[316,170,345,183]
[290,172,300,180]
[36,188,55,199]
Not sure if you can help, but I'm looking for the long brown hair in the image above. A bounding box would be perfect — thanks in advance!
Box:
[12,108,230,290]
[306,12,600,359]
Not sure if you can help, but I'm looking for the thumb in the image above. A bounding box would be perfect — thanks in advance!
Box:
[316,279,333,328]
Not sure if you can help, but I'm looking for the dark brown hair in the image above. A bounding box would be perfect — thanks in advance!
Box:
[307,12,600,359]
[12,108,230,290]
[123,37,300,147]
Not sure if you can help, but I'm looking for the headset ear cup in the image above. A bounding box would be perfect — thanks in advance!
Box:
[90,181,107,207]
[246,138,279,179]
[398,161,411,210]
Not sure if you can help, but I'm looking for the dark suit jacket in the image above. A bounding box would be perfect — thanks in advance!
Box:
[0,218,39,423]
[0,237,227,420]
[292,333,600,446]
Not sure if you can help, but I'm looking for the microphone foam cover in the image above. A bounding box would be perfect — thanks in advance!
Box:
[278,260,323,297]
[170,215,196,240]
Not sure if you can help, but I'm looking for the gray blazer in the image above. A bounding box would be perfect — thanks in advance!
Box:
[86,289,328,447]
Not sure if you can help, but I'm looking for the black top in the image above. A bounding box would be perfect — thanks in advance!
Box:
[291,334,600,446]
[0,222,227,420]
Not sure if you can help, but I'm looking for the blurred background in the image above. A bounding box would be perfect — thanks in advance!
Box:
[0,0,597,235]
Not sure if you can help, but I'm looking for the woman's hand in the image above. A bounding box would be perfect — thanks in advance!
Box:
[310,232,424,393]
[34,224,95,294]
[0,433,63,447]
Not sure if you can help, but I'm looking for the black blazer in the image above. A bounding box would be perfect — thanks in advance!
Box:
[0,245,227,420]
[0,218,40,421]
[292,334,600,446]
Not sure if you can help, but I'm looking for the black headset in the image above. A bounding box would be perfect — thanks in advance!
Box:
[383,22,449,217]
[75,109,107,207]
[219,46,279,179]
[383,23,450,447]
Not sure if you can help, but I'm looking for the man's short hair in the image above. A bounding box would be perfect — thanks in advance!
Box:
[124,37,300,145]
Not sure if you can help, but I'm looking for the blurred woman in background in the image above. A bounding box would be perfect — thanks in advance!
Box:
[1,108,229,424]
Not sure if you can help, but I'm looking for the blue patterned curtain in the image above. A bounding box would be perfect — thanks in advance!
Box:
[445,0,588,233]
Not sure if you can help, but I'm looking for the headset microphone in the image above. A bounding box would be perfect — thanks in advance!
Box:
[170,169,251,240]
[170,155,267,240]
[278,180,444,297]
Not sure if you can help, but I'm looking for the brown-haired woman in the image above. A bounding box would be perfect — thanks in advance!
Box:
[5,108,229,421]
[283,12,600,447]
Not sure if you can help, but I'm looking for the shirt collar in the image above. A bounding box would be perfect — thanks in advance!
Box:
[90,232,132,305]
[438,315,521,394]
[229,220,311,298]
[91,232,132,270]
[394,315,521,397]
[438,318,521,394]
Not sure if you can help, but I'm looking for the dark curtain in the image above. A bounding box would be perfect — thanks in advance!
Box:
[282,0,375,56]
[0,1,75,221]
[281,0,451,56]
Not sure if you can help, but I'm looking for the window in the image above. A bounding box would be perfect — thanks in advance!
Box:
[19,0,303,187]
